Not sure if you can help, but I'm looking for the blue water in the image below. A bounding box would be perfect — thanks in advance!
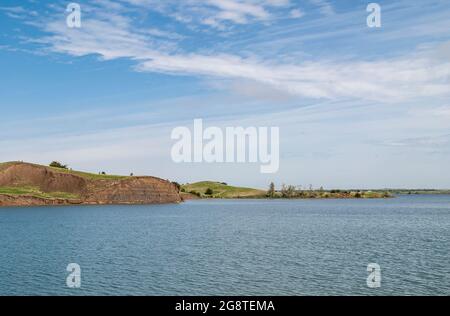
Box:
[0,195,449,296]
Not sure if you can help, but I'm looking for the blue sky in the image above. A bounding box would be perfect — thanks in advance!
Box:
[0,0,449,189]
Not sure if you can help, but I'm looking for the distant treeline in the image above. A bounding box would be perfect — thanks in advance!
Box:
[266,183,391,199]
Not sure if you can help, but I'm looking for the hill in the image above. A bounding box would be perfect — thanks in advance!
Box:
[181,181,393,200]
[0,162,181,207]
[181,181,266,199]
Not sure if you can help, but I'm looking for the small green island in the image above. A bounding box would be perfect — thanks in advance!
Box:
[181,181,393,199]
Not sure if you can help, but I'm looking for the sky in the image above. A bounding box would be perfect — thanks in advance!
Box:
[0,0,449,189]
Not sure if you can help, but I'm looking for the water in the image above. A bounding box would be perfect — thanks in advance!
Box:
[0,195,449,296]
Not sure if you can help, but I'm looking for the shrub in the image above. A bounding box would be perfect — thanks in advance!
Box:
[267,182,276,198]
[49,161,68,169]
[281,184,296,198]
[172,182,181,191]
[205,188,214,196]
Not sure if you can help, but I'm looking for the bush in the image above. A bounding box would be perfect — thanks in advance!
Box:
[267,182,276,198]
[205,188,214,196]
[281,184,296,198]
[172,182,181,191]
[49,161,68,169]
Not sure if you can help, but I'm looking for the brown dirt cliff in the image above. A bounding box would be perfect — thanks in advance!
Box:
[0,162,182,207]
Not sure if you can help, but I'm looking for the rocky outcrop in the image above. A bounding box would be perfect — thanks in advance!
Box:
[0,162,182,207]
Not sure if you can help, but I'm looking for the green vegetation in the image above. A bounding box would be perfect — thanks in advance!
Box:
[182,182,266,199]
[380,189,450,195]
[172,182,181,192]
[0,186,80,200]
[47,166,127,180]
[49,161,68,169]
[0,161,128,181]
[267,182,276,198]
[266,184,392,199]
[181,182,393,199]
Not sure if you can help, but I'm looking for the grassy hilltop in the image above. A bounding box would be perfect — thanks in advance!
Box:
[0,161,127,181]
[0,162,128,200]
[182,181,266,199]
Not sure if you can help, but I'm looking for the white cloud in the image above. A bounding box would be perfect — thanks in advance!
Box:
[15,1,450,103]
[309,0,334,16]
[290,9,304,19]
[120,0,291,28]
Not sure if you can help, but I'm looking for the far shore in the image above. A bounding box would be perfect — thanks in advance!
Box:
[1,162,449,208]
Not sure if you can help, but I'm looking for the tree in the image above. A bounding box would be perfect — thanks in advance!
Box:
[205,188,214,196]
[49,161,68,169]
[281,184,296,198]
[172,182,181,192]
[267,182,276,198]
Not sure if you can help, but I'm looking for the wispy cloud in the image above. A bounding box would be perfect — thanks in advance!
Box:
[23,0,449,103]
[2,0,450,187]
[309,0,334,16]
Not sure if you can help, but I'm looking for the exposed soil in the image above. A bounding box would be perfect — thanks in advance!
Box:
[0,162,182,207]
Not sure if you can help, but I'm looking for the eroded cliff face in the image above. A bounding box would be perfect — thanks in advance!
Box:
[83,177,182,205]
[0,194,82,207]
[0,162,182,207]
[0,163,87,195]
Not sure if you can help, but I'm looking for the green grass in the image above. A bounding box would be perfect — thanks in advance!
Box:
[181,182,393,199]
[0,186,80,200]
[382,189,450,195]
[182,181,265,198]
[0,161,128,180]
[47,166,127,180]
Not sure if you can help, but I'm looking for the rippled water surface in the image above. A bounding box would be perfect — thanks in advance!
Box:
[0,195,449,295]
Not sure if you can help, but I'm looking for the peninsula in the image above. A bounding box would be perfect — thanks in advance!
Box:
[0,161,394,207]
[0,162,182,207]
